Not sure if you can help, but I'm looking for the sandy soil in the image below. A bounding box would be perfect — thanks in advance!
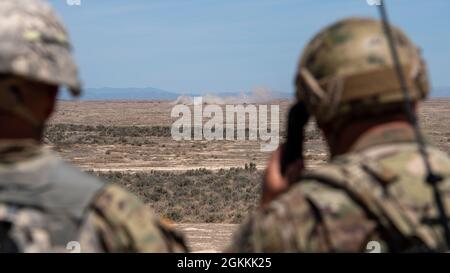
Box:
[48,99,328,171]
[47,99,450,251]
[175,224,238,253]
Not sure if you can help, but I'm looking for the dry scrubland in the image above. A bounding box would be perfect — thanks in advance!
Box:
[44,99,450,251]
[45,99,450,224]
[89,168,261,223]
[44,100,326,224]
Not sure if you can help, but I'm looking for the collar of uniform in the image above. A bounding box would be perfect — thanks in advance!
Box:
[0,139,43,164]
[349,125,417,153]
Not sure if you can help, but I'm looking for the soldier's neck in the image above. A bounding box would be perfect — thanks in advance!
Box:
[328,118,415,157]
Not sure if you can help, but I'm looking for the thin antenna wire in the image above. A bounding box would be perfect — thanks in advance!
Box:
[378,0,450,249]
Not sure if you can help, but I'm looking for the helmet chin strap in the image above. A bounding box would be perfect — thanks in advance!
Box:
[0,86,42,129]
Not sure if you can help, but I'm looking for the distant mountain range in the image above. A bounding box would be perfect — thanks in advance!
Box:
[59,87,180,100]
[59,87,293,101]
[58,86,449,101]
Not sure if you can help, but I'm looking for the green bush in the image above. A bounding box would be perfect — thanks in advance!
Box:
[93,168,262,223]
[44,124,170,146]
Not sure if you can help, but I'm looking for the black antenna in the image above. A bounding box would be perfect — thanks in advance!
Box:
[377,0,450,249]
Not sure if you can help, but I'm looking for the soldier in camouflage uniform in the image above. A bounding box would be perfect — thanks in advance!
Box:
[0,0,187,252]
[229,18,450,253]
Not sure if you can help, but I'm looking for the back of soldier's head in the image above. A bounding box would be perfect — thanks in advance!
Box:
[295,17,430,131]
[0,0,81,129]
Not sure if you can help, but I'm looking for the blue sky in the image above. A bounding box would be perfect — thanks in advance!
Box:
[50,0,450,95]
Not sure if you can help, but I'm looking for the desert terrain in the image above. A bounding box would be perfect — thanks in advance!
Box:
[45,99,450,252]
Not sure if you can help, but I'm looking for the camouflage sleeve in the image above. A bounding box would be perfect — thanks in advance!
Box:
[78,184,188,253]
[227,184,329,253]
[227,181,377,253]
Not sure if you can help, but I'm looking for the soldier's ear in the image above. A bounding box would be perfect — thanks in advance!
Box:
[44,87,58,119]
[17,78,59,122]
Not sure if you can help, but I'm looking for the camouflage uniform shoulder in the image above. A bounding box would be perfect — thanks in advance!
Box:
[80,184,188,253]
[228,162,375,253]
[363,143,450,180]
[328,143,450,212]
[0,203,53,252]
[229,143,450,253]
[300,142,450,195]
[297,143,450,251]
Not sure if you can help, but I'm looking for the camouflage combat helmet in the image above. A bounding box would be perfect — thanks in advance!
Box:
[0,0,81,127]
[0,0,81,95]
[295,17,430,125]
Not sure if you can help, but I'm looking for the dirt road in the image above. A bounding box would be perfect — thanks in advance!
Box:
[175,224,238,253]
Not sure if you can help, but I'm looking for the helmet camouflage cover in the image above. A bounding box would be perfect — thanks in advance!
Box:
[0,0,81,95]
[296,17,430,124]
